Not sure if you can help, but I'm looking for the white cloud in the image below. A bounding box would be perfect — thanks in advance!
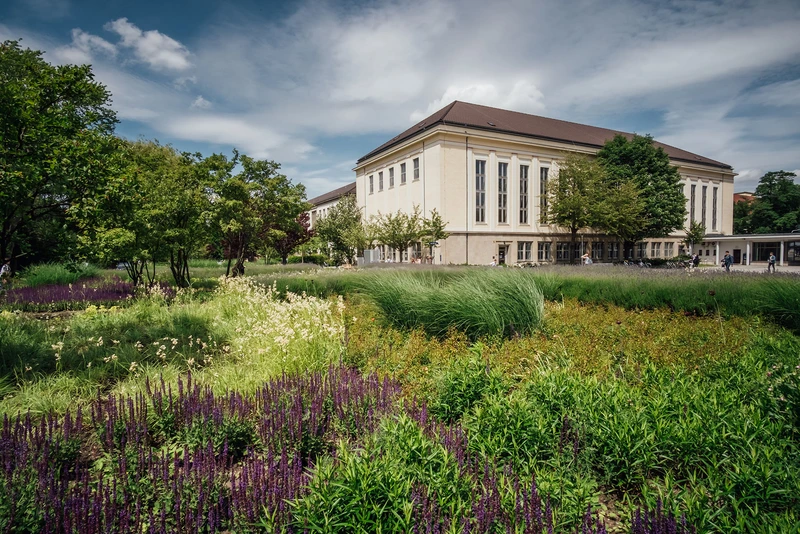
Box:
[53,28,116,64]
[411,81,545,122]
[190,95,212,110]
[104,18,192,72]
[750,79,800,108]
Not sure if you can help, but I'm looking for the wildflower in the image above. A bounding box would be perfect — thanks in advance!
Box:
[96,336,103,346]
[187,358,195,367]
[87,362,92,368]
[112,339,120,345]
[24,366,32,372]
[54,353,60,361]
[129,361,138,372]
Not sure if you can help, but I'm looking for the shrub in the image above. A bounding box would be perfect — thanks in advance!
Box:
[361,269,545,340]
[287,254,327,265]
[20,262,100,288]
[430,347,506,423]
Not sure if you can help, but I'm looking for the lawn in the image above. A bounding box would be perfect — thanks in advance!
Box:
[0,266,798,533]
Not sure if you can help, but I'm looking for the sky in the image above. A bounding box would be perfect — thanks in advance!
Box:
[2,0,799,198]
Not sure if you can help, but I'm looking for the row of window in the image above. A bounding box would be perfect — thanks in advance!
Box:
[369,158,420,194]
[475,161,550,225]
[517,241,676,262]
[688,183,719,231]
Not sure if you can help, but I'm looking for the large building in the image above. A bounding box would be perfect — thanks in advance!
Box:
[349,101,735,265]
[307,182,356,231]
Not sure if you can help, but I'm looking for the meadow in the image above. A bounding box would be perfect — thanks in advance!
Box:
[0,265,798,532]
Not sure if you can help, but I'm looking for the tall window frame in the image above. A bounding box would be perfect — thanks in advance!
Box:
[517,241,533,261]
[701,185,707,228]
[413,158,420,181]
[519,164,529,224]
[389,167,395,188]
[537,242,551,261]
[712,187,718,230]
[400,163,407,185]
[690,184,696,222]
[539,166,549,224]
[378,171,384,191]
[369,175,374,194]
[475,159,486,223]
[498,162,508,224]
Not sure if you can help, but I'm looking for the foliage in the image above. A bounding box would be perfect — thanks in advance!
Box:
[430,349,506,423]
[315,194,369,265]
[287,253,327,265]
[421,208,450,261]
[682,220,706,252]
[19,263,99,288]
[547,154,608,260]
[738,171,800,234]
[272,212,313,264]
[372,206,423,262]
[0,40,120,265]
[360,269,545,340]
[597,135,686,242]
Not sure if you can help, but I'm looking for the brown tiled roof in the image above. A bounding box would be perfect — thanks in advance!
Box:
[357,101,732,170]
[308,182,356,207]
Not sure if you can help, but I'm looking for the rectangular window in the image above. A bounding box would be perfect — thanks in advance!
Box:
[665,242,674,258]
[591,242,604,260]
[556,242,569,261]
[475,160,486,223]
[538,242,551,261]
[638,242,647,258]
[701,185,707,228]
[389,167,395,188]
[517,241,533,261]
[690,184,696,222]
[609,242,620,260]
[413,158,420,180]
[498,162,508,224]
[519,165,529,224]
[712,187,718,230]
[369,175,374,194]
[540,167,549,223]
[379,171,384,191]
[651,242,661,258]
[401,163,407,185]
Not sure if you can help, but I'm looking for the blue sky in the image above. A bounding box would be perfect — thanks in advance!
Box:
[2,0,799,197]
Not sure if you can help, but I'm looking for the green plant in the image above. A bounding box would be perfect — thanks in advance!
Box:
[430,346,505,423]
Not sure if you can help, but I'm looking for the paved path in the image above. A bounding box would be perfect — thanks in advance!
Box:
[698,263,800,274]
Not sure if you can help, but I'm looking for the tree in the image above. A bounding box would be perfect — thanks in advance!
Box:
[594,180,645,249]
[596,134,686,247]
[315,195,367,265]
[372,206,423,263]
[733,198,753,234]
[0,40,118,265]
[207,153,308,276]
[421,209,449,263]
[272,212,313,264]
[683,220,706,253]
[547,154,607,262]
[747,171,800,234]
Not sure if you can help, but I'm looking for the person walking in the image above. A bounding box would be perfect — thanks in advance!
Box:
[692,253,700,270]
[768,252,777,273]
[0,258,10,290]
[581,252,592,266]
[723,251,733,273]
[489,256,497,267]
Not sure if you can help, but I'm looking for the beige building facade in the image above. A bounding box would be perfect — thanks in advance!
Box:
[351,101,735,265]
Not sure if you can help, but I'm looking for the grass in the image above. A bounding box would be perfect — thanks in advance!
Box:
[18,262,100,288]
[2,266,800,532]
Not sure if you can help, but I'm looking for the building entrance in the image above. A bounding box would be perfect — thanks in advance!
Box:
[498,245,508,265]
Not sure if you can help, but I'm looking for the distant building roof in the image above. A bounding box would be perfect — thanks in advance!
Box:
[357,101,732,171]
[734,192,755,203]
[308,182,356,207]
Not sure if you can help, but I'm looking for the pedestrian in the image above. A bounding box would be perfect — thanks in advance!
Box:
[581,252,592,265]
[723,251,733,272]
[768,252,776,273]
[490,256,497,267]
[0,258,10,290]
[692,253,700,269]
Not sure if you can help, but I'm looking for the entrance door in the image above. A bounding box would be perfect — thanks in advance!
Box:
[498,245,508,265]
[733,249,741,264]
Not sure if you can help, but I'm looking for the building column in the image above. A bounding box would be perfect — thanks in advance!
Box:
[715,243,720,265]
[780,241,785,266]
[746,241,751,265]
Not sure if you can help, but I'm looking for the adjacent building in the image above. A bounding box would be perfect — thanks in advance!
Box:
[345,100,735,265]
[307,182,356,231]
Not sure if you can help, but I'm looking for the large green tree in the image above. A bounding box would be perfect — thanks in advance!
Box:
[547,154,608,262]
[372,206,423,263]
[0,40,119,264]
[315,194,368,265]
[744,171,800,234]
[597,134,686,248]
